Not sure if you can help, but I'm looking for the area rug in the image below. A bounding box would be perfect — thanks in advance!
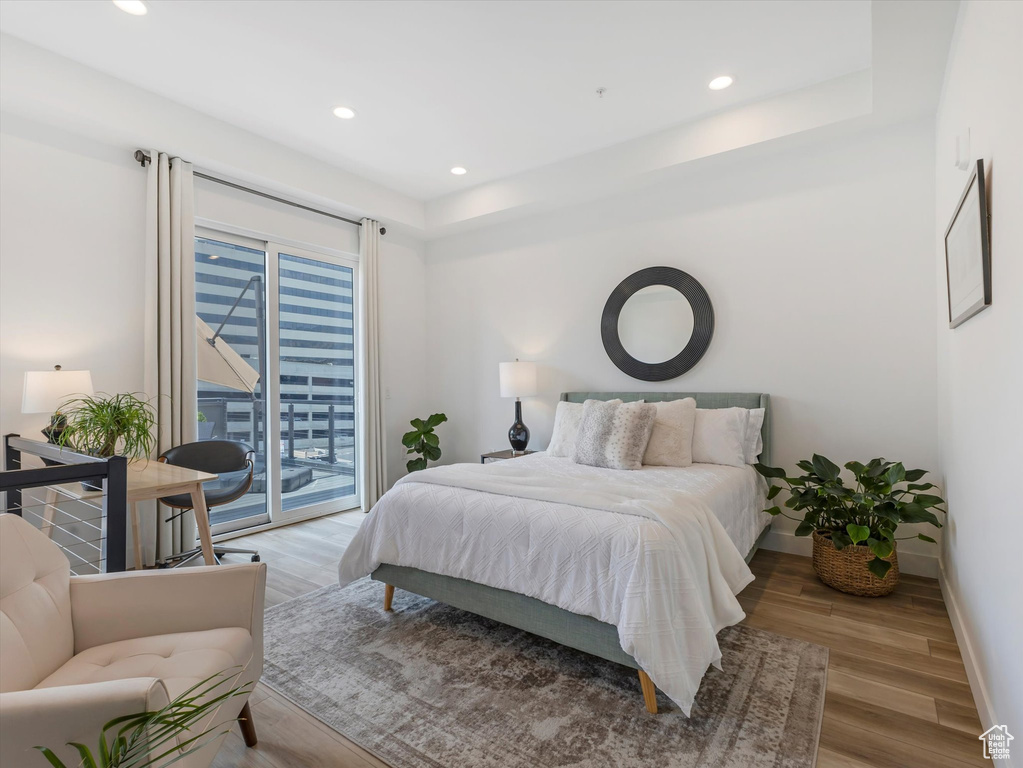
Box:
[262,579,827,768]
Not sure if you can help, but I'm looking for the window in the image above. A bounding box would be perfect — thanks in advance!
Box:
[195,231,359,534]
[277,249,357,514]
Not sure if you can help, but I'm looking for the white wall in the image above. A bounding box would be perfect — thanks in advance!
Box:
[0,115,148,440]
[933,0,1023,737]
[377,230,429,483]
[425,119,942,574]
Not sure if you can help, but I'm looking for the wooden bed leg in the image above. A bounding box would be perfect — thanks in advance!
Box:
[384,583,395,612]
[638,670,658,714]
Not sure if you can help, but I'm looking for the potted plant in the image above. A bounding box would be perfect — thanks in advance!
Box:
[755,455,944,597]
[55,393,157,459]
[197,410,215,441]
[402,413,447,473]
[54,393,157,490]
[37,670,250,768]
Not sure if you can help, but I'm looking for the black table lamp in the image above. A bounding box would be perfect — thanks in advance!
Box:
[499,360,537,453]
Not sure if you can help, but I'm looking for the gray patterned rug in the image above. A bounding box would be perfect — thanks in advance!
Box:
[262,579,827,768]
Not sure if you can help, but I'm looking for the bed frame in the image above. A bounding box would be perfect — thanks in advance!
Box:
[371,392,771,714]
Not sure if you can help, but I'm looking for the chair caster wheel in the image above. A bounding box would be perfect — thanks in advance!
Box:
[251,554,261,562]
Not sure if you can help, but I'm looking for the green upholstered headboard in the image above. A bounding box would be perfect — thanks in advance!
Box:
[560,392,771,467]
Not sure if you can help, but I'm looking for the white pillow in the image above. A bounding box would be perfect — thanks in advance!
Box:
[692,407,749,467]
[573,399,656,470]
[744,407,765,464]
[642,398,697,467]
[547,400,621,457]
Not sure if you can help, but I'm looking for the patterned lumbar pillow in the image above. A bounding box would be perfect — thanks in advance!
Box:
[547,399,620,458]
[642,397,697,467]
[573,399,657,470]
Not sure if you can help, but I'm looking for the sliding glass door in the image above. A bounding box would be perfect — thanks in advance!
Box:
[271,246,359,518]
[195,234,270,532]
[195,230,359,534]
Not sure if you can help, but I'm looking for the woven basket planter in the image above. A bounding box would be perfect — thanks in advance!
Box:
[811,530,899,597]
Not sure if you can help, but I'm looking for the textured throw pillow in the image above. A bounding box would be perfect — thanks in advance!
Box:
[547,400,621,457]
[573,399,657,470]
[642,398,697,467]
[692,407,749,467]
[744,407,765,464]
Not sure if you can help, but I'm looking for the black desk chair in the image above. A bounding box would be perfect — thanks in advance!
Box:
[159,440,260,567]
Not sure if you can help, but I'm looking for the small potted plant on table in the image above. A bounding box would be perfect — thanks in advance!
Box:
[55,393,156,488]
[755,455,944,597]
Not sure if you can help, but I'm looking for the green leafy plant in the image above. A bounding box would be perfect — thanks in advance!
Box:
[755,456,945,580]
[36,670,250,768]
[402,413,447,473]
[55,393,157,458]
[197,411,207,423]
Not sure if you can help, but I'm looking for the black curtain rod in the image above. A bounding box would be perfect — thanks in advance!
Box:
[133,150,384,234]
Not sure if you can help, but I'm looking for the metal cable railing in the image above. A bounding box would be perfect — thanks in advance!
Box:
[2,435,128,574]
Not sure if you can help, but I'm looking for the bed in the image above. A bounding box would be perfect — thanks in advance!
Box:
[339,392,771,715]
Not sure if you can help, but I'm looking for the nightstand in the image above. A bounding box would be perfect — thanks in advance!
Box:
[480,449,538,464]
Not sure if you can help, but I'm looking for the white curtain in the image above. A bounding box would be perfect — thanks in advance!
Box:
[358,219,386,511]
[142,152,198,564]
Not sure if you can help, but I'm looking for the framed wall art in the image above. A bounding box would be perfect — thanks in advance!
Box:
[944,158,992,329]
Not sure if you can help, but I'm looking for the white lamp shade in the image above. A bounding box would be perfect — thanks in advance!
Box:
[22,368,95,414]
[499,361,537,398]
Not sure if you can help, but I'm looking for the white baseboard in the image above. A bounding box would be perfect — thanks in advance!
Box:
[938,563,1004,747]
[760,529,940,578]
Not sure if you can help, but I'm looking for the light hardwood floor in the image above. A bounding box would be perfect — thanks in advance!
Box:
[212,512,986,768]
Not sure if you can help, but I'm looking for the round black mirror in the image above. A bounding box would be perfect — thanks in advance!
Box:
[601,266,714,381]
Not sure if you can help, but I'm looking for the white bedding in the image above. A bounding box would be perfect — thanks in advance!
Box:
[338,453,769,715]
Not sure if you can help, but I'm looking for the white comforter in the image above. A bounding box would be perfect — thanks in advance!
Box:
[338,454,767,715]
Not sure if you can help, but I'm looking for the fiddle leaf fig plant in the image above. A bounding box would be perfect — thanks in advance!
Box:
[402,413,447,473]
[755,456,945,580]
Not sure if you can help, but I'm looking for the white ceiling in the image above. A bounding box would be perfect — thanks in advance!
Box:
[0,0,871,201]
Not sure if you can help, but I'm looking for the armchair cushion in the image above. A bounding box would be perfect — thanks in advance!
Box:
[0,514,73,692]
[36,627,253,701]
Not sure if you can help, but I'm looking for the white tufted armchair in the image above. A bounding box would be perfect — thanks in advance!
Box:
[0,513,266,767]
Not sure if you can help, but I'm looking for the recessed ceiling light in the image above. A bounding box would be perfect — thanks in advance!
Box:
[332,106,356,120]
[450,167,467,176]
[113,0,148,15]
[708,75,734,91]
